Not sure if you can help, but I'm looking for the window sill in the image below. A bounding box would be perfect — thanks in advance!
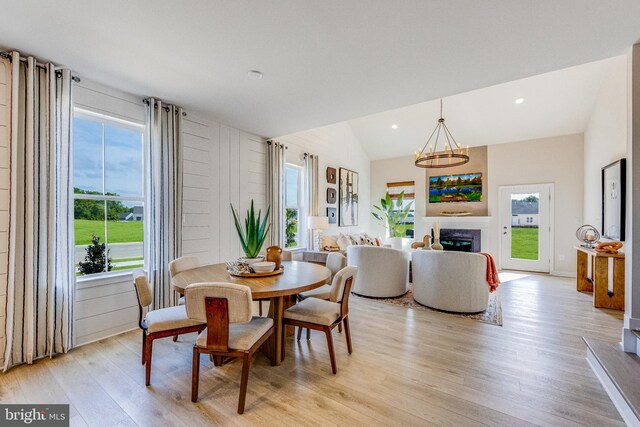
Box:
[76,269,146,288]
[285,247,308,253]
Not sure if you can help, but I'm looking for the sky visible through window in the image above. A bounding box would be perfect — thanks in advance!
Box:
[73,117,143,199]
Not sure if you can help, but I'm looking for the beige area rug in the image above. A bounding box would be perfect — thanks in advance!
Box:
[354,284,503,326]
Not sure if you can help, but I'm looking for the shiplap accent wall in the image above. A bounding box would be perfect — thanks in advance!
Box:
[0,58,10,366]
[73,79,266,346]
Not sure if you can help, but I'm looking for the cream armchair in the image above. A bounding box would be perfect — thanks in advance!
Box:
[411,251,489,313]
[347,246,410,297]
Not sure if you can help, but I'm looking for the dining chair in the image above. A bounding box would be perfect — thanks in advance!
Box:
[185,282,274,413]
[169,256,201,305]
[283,265,357,374]
[168,256,201,341]
[132,270,206,386]
[296,252,346,339]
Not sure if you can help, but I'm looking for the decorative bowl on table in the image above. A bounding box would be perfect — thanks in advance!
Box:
[239,256,265,266]
[251,261,276,273]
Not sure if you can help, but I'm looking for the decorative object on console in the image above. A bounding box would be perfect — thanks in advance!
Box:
[414,99,470,169]
[431,222,443,250]
[595,241,623,255]
[326,188,337,204]
[339,168,359,226]
[601,159,626,241]
[429,173,482,203]
[230,200,270,260]
[265,246,283,269]
[371,191,414,238]
[327,207,337,224]
[441,211,472,216]
[308,216,329,251]
[411,234,432,250]
[326,167,336,184]
[575,224,600,248]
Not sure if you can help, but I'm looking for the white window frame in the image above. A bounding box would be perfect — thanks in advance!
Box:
[284,163,305,250]
[73,108,147,279]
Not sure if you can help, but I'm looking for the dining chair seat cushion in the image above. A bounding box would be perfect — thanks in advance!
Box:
[145,305,203,333]
[284,298,341,326]
[298,284,331,301]
[195,317,273,350]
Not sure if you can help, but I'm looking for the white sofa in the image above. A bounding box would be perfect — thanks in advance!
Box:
[411,251,489,313]
[347,246,410,297]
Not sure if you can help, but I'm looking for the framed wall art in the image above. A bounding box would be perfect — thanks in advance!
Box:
[339,168,358,226]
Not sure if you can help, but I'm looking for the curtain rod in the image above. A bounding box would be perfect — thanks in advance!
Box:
[142,98,187,116]
[0,51,81,82]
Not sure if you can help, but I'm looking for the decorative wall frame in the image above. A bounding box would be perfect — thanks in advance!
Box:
[602,159,626,241]
[327,207,337,224]
[326,188,337,204]
[339,167,359,227]
[326,167,337,184]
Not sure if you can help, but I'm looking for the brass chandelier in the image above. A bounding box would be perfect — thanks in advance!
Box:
[414,99,469,168]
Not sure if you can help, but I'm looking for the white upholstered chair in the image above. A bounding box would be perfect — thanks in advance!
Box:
[411,251,489,313]
[347,245,410,297]
[283,266,357,374]
[185,282,274,413]
[133,270,206,386]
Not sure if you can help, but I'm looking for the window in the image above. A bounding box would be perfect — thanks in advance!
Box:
[285,164,304,249]
[73,109,145,276]
[387,181,415,238]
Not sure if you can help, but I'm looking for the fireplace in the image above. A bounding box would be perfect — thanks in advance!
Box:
[432,228,482,253]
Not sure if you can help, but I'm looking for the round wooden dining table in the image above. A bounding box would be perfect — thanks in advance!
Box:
[171,260,331,365]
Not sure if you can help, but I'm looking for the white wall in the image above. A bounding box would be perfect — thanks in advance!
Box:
[487,134,584,275]
[0,58,10,366]
[276,122,371,240]
[583,55,628,228]
[72,79,266,346]
[370,133,584,275]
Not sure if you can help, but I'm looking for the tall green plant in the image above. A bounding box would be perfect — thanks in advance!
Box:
[372,191,413,238]
[231,201,270,258]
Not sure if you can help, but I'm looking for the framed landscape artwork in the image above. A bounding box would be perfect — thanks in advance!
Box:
[429,173,482,203]
[602,159,626,241]
[339,168,358,226]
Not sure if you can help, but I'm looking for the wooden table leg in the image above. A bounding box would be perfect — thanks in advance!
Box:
[260,296,284,366]
[576,250,593,292]
[594,256,625,311]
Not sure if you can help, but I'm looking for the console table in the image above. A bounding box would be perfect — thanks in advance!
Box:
[575,246,624,311]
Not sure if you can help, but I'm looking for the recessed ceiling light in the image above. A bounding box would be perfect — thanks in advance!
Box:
[515,97,525,104]
[391,124,398,129]
[247,70,263,80]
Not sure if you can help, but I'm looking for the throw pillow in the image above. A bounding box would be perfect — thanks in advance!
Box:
[337,234,353,251]
[320,235,338,250]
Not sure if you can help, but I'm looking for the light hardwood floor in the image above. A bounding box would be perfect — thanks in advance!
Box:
[0,273,626,426]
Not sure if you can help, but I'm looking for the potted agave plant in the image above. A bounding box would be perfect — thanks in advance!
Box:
[372,191,413,249]
[231,201,271,264]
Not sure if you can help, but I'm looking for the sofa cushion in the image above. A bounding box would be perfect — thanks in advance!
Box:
[320,235,338,249]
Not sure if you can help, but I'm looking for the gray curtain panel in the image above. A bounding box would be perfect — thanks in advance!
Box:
[146,98,183,309]
[266,141,285,247]
[3,53,75,371]
[304,153,319,246]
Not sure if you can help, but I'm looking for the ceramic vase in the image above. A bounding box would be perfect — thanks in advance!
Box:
[431,238,443,251]
[266,246,283,269]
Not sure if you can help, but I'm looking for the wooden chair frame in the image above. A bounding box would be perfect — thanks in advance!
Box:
[191,297,275,414]
[284,277,353,374]
[135,290,206,387]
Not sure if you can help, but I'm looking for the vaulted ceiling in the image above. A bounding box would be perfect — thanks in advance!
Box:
[1,1,639,139]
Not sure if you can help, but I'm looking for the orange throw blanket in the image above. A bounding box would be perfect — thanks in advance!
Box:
[480,252,500,293]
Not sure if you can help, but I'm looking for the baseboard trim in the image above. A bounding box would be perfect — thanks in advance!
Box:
[586,343,640,426]
[550,270,576,278]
